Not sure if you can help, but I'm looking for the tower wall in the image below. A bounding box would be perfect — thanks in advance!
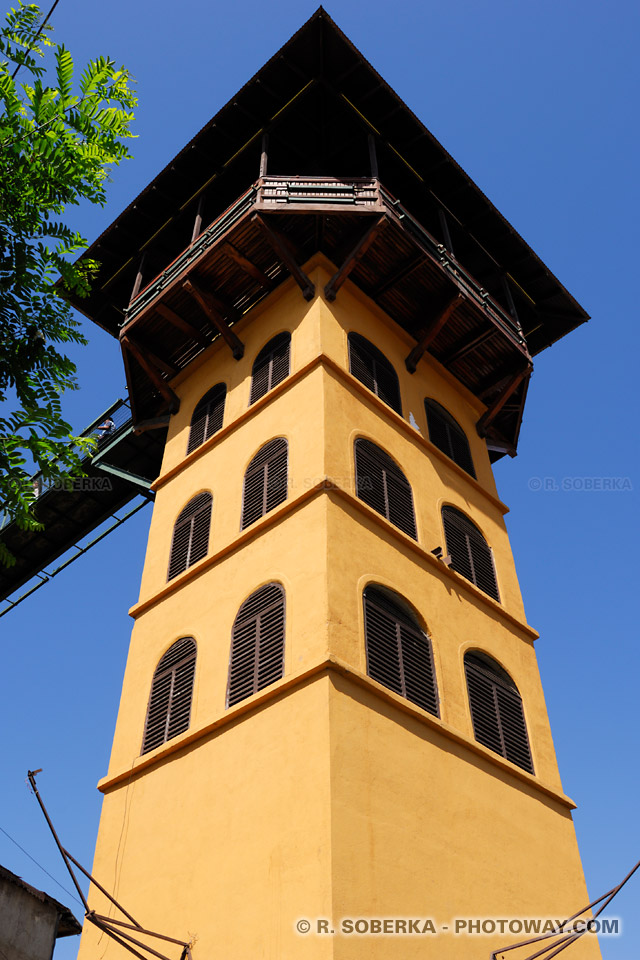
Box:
[78,261,600,959]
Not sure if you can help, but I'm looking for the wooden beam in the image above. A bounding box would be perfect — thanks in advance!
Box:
[254,214,315,301]
[441,327,497,366]
[324,216,387,302]
[133,415,172,435]
[182,277,244,360]
[127,336,177,378]
[221,241,274,289]
[405,292,464,373]
[120,338,139,423]
[478,356,531,399]
[371,253,422,298]
[484,430,518,458]
[121,336,180,412]
[155,302,211,350]
[500,273,521,330]
[476,365,532,437]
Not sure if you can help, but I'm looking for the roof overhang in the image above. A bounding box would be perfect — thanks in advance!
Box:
[67,7,587,357]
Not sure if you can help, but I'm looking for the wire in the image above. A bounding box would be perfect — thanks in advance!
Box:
[11,0,62,80]
[0,823,84,908]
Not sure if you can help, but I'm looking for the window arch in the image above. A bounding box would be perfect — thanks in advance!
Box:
[348,332,402,415]
[424,398,475,478]
[363,586,438,716]
[167,492,212,581]
[187,383,226,454]
[354,439,417,539]
[227,583,285,707]
[142,637,196,754]
[464,651,533,772]
[241,438,288,529]
[442,506,499,600]
[249,332,291,404]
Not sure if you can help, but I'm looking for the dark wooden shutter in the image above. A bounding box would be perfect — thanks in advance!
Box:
[364,586,438,716]
[424,398,476,478]
[227,583,285,707]
[348,332,402,415]
[249,332,291,404]
[187,383,226,454]
[442,506,499,600]
[355,439,417,539]
[241,438,288,529]
[167,492,212,580]
[464,652,533,773]
[142,637,196,754]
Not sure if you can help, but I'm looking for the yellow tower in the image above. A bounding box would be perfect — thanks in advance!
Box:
[72,11,600,960]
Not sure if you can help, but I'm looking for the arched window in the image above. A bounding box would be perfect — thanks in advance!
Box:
[167,492,212,581]
[363,586,438,716]
[464,652,533,773]
[142,637,196,754]
[187,383,226,454]
[442,506,499,601]
[241,438,288,529]
[424,398,475,478]
[348,332,402,415]
[249,332,291,404]
[227,583,285,707]
[354,439,417,540]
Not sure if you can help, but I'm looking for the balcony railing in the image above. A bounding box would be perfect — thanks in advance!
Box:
[124,176,525,348]
[0,398,133,532]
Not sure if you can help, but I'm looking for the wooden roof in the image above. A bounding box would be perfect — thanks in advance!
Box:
[68,7,588,356]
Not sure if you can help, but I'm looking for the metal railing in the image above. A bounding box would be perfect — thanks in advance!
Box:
[0,397,133,531]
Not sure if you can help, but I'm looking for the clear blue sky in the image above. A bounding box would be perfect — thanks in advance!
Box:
[2,2,638,958]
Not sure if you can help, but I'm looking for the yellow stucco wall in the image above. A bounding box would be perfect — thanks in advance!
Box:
[77,258,600,959]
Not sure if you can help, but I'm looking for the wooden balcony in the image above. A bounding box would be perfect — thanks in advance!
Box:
[120,176,532,454]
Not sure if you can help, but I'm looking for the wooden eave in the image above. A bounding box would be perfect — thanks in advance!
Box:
[117,176,531,454]
[66,7,588,366]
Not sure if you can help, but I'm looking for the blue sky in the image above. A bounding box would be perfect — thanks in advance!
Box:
[1,1,639,958]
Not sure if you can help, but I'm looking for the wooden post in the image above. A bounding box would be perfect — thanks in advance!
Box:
[130,254,146,304]
[191,196,204,244]
[259,133,269,178]
[438,208,455,257]
[368,134,379,180]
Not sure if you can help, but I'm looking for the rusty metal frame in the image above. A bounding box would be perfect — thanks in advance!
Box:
[27,771,193,960]
[490,856,640,960]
